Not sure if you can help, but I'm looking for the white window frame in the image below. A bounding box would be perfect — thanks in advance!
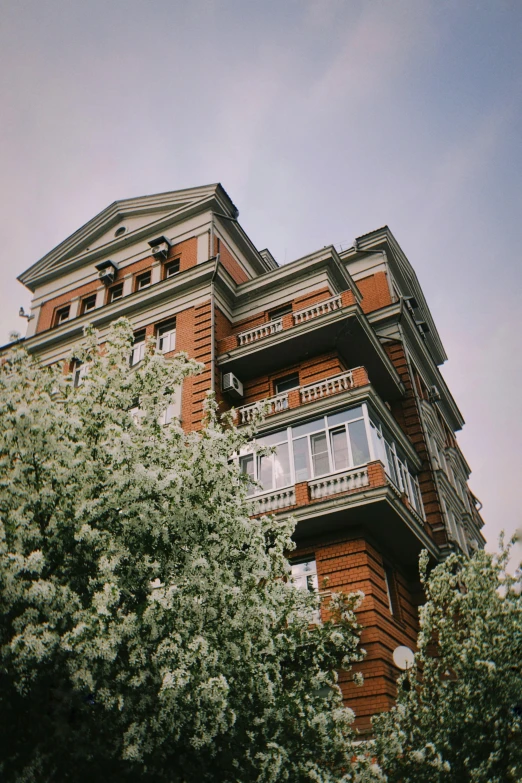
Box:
[130,332,146,367]
[72,361,89,388]
[136,271,151,291]
[157,321,176,353]
[56,306,70,325]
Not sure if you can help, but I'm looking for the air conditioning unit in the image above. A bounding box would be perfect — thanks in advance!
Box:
[428,385,441,402]
[151,241,170,260]
[222,372,244,399]
[95,259,118,285]
[148,235,172,260]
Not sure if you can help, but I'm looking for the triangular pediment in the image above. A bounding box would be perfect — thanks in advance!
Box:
[19,183,237,290]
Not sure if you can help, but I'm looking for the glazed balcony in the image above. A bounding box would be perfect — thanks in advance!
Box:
[218,294,403,401]
[249,460,435,567]
[236,368,366,425]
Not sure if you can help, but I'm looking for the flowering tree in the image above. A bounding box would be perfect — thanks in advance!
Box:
[372,543,522,782]
[0,319,381,783]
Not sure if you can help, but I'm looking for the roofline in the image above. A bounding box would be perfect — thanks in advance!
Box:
[341,226,448,365]
[18,183,238,291]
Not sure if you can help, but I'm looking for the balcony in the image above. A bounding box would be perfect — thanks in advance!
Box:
[249,461,436,568]
[236,369,362,425]
[218,296,404,401]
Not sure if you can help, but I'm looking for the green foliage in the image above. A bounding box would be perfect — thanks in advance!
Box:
[0,319,379,783]
[372,542,522,782]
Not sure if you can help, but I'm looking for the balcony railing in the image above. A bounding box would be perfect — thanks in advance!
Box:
[309,467,369,500]
[237,319,283,346]
[237,393,289,424]
[236,368,364,424]
[299,370,354,403]
[292,294,342,325]
[252,487,296,514]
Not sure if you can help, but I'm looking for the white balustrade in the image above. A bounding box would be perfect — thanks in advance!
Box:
[292,294,342,325]
[236,393,289,424]
[300,370,354,404]
[253,487,296,514]
[237,319,283,346]
[309,467,369,500]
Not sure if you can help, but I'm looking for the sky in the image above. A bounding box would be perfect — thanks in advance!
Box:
[1,0,521,559]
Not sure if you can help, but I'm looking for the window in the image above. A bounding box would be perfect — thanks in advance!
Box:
[164,259,180,279]
[291,558,318,592]
[108,283,123,303]
[269,303,292,321]
[55,305,70,326]
[384,565,400,617]
[274,373,299,395]
[369,417,422,516]
[240,432,291,494]
[157,320,176,353]
[159,386,182,425]
[80,294,96,315]
[130,330,146,366]
[136,271,151,291]
[72,360,88,388]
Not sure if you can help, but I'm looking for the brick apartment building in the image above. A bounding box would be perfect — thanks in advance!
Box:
[14,183,484,731]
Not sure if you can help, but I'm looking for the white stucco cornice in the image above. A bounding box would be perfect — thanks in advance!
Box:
[341,227,447,366]
[231,246,362,305]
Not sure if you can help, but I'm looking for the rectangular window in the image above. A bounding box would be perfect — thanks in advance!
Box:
[239,454,255,496]
[130,330,146,367]
[273,442,291,488]
[257,453,273,491]
[274,373,299,395]
[293,437,310,483]
[164,259,180,278]
[108,283,123,303]
[291,558,318,592]
[348,419,370,465]
[330,428,349,471]
[136,271,151,291]
[55,305,70,326]
[310,432,330,476]
[269,303,292,321]
[80,294,96,315]
[157,320,176,353]
[72,361,88,388]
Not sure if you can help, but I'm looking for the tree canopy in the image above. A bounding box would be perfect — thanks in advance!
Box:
[0,320,379,783]
[372,541,522,782]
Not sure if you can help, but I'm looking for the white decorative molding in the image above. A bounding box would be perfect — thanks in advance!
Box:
[300,370,354,404]
[252,487,296,514]
[292,294,342,325]
[309,467,369,500]
[237,319,283,346]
